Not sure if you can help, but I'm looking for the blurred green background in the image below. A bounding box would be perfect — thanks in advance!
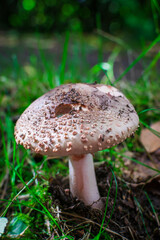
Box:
[0,0,158,42]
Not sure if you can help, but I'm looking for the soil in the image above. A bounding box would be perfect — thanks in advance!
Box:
[48,163,160,240]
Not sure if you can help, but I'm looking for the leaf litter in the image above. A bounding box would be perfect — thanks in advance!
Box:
[48,162,160,240]
[140,121,160,153]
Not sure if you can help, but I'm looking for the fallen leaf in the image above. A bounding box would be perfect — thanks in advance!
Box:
[7,216,28,238]
[0,217,8,237]
[140,121,160,153]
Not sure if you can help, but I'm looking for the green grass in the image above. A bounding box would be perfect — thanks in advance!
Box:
[0,31,160,239]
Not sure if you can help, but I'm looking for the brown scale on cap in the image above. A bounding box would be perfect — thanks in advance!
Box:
[66,147,72,152]
[81,134,88,143]
[73,131,78,136]
[14,83,139,157]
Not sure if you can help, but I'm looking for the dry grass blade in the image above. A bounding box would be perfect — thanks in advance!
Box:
[0,171,9,199]
[128,226,135,240]
[0,176,36,217]
[61,211,129,240]
[64,220,91,237]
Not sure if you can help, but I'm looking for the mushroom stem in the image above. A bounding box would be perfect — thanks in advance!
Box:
[69,153,103,209]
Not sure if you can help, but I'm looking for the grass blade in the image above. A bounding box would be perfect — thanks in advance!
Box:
[140,119,160,138]
[60,31,70,84]
[115,34,160,83]
[103,149,160,174]
[144,191,160,227]
[134,197,150,239]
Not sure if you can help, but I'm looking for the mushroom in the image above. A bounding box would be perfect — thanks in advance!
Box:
[14,83,139,209]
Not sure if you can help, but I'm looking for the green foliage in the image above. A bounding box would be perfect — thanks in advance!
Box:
[0,0,158,42]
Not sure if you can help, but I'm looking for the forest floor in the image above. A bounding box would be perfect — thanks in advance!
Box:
[0,32,160,239]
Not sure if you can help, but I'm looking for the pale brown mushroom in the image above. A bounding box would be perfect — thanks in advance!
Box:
[14,83,139,209]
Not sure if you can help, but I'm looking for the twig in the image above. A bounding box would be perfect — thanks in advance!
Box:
[96,29,128,48]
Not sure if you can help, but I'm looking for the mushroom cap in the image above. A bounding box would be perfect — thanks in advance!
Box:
[14,83,139,157]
